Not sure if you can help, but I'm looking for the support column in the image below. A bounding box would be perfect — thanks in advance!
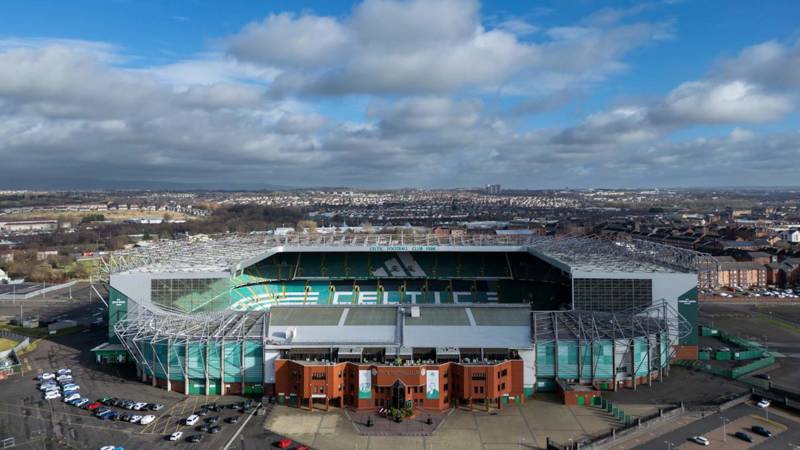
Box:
[166,339,171,392]
[611,339,617,392]
[151,342,157,387]
[631,339,637,391]
[220,340,226,396]
[184,340,190,395]
[205,342,210,396]
[241,341,246,395]
[647,336,653,387]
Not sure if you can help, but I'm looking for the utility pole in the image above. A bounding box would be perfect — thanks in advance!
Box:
[721,416,729,442]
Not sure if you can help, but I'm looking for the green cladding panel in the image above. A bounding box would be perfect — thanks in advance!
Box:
[580,344,593,379]
[556,341,579,379]
[208,342,222,380]
[224,342,242,382]
[169,341,185,381]
[243,341,263,382]
[659,333,667,367]
[154,343,168,378]
[594,340,614,378]
[188,343,205,379]
[141,342,153,376]
[633,339,649,376]
[536,342,555,377]
[107,287,129,342]
[678,287,698,345]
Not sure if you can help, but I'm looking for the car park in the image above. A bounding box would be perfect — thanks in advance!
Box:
[751,425,772,437]
[757,399,771,408]
[139,415,156,425]
[168,431,183,441]
[734,431,752,442]
[184,414,200,426]
[690,436,710,446]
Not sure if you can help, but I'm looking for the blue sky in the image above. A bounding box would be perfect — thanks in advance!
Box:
[0,0,799,189]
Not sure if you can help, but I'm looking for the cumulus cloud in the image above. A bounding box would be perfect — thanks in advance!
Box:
[228,0,669,97]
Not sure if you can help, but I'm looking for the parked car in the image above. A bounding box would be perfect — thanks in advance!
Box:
[139,415,156,425]
[44,391,61,400]
[168,431,183,441]
[226,416,240,424]
[208,425,221,434]
[734,431,752,442]
[62,383,79,391]
[86,402,103,410]
[63,393,81,403]
[690,436,710,446]
[133,402,148,411]
[751,425,772,437]
[74,398,90,408]
[754,373,771,380]
[148,403,164,411]
[39,382,58,391]
[56,375,73,383]
[205,416,220,424]
[719,347,732,353]
[184,415,200,426]
[757,399,771,408]
[130,415,142,424]
[56,368,71,376]
[187,434,203,443]
[196,424,210,433]
[39,372,55,381]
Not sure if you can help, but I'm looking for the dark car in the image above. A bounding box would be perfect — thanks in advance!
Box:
[187,434,203,443]
[751,425,772,437]
[119,413,131,422]
[734,431,753,442]
[196,409,208,416]
[226,416,240,424]
[208,404,222,412]
[197,424,211,433]
[209,425,221,434]
[148,403,164,411]
[754,373,771,380]
[206,416,220,424]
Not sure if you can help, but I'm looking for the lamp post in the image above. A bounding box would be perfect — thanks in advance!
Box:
[721,416,729,442]
[664,440,674,450]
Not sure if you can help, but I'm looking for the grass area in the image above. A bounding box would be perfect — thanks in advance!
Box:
[752,414,789,431]
[762,317,800,334]
[0,337,18,352]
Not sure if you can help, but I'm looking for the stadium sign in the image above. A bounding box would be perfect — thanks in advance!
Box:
[367,245,438,252]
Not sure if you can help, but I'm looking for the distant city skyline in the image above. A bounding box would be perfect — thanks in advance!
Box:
[1,0,798,189]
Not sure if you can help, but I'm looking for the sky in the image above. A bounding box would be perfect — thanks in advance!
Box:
[0,0,799,190]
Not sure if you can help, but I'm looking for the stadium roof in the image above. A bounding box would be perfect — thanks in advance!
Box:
[101,232,714,278]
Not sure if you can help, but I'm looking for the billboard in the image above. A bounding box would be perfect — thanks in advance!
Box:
[426,369,439,399]
[358,370,372,399]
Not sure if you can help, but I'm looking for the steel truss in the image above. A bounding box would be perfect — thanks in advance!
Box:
[98,232,711,282]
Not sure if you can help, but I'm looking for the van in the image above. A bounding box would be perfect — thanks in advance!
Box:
[184,414,199,426]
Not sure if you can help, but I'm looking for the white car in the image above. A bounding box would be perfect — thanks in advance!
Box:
[44,390,61,400]
[139,415,156,425]
[130,415,142,423]
[757,399,771,408]
[690,436,710,446]
[56,368,71,376]
[133,402,148,410]
[63,393,81,403]
[39,372,54,381]
[100,446,115,450]
[184,414,199,426]
[39,383,58,391]
[56,375,73,383]
[169,431,183,441]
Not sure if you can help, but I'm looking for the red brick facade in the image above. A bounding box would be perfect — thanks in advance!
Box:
[273,359,525,411]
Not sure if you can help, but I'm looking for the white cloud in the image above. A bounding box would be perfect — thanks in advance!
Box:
[228,0,669,97]
[660,80,792,123]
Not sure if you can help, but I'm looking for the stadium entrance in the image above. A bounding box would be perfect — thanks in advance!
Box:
[390,380,407,410]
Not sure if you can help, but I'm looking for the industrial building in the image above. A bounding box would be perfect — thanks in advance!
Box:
[96,233,710,410]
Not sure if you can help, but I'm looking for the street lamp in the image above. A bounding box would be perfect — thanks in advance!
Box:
[721,416,729,442]
[664,440,674,450]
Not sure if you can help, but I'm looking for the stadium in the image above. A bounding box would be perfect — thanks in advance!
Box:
[93,233,710,410]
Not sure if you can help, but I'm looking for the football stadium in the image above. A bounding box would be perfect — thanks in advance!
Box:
[93,233,711,410]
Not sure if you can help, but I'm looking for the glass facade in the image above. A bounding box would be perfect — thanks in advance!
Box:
[572,278,652,312]
[151,277,231,312]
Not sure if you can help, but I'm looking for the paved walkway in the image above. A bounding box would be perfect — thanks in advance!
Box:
[264,394,623,450]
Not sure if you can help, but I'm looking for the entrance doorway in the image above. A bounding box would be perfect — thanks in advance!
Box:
[390,380,406,409]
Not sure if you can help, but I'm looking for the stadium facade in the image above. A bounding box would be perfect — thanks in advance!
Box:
[96,234,709,410]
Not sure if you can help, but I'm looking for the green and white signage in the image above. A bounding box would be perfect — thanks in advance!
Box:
[426,369,439,399]
[358,369,372,399]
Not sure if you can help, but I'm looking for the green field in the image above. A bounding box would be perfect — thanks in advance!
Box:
[0,337,18,352]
